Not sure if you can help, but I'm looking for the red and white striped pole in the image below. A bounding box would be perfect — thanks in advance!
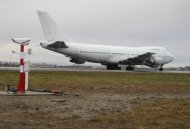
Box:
[12,38,30,93]
[18,44,25,92]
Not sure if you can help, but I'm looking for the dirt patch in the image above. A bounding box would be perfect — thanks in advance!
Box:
[0,90,190,129]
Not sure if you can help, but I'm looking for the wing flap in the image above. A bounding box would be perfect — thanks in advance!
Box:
[119,52,155,64]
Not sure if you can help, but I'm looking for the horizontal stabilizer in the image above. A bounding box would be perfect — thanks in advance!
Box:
[47,41,68,48]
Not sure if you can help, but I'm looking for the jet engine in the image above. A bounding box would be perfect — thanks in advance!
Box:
[70,58,85,64]
[145,57,163,68]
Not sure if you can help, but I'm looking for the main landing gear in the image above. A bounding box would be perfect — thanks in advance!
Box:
[126,66,134,71]
[106,64,121,70]
[106,64,134,71]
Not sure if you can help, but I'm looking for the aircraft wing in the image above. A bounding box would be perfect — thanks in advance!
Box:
[119,52,154,64]
[47,41,68,48]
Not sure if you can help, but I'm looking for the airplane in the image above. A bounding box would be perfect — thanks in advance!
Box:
[37,10,174,71]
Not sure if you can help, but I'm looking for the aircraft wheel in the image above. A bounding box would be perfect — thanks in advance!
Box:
[159,67,164,71]
[107,64,121,70]
[126,66,134,71]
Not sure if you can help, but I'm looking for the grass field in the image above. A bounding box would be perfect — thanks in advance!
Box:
[0,70,190,129]
[1,70,190,94]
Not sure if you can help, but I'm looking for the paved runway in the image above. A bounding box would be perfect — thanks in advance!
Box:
[0,66,190,74]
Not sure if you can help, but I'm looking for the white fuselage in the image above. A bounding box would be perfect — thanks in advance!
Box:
[37,10,174,70]
[41,42,174,67]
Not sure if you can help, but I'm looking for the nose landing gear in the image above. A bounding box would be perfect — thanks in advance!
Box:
[159,65,164,71]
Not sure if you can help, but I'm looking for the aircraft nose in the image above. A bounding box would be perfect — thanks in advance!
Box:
[167,51,174,62]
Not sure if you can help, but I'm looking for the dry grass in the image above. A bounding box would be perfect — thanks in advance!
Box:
[86,98,190,129]
[128,98,190,129]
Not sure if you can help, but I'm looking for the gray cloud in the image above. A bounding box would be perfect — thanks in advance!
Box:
[0,0,190,66]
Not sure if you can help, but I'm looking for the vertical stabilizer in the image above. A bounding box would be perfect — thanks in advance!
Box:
[37,10,71,42]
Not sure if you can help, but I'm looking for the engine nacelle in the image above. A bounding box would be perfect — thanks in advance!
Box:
[145,57,163,68]
[70,58,85,64]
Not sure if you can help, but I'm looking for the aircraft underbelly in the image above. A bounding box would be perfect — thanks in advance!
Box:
[53,48,108,63]
[78,52,109,62]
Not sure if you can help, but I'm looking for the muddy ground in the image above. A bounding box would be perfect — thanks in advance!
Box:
[0,90,190,129]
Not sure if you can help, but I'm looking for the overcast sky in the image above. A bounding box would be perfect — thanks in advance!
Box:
[0,0,190,66]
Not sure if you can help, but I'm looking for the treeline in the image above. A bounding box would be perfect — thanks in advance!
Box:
[0,61,19,67]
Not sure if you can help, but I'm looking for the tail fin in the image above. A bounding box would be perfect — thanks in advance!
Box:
[37,10,71,42]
